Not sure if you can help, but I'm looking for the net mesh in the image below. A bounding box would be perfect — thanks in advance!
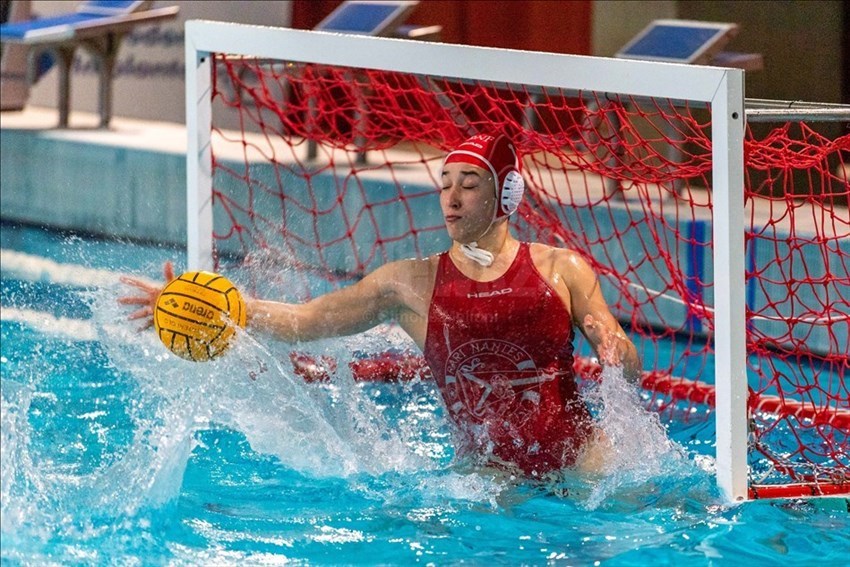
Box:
[208,56,850,498]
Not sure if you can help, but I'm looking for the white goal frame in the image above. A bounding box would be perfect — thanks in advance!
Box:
[183,20,748,503]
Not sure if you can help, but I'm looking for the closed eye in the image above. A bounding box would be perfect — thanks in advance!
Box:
[441,171,486,190]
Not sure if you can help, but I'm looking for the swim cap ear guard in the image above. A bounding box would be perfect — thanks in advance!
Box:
[500,169,525,217]
[444,134,525,219]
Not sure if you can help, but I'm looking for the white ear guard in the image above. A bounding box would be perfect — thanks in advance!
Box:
[500,168,525,216]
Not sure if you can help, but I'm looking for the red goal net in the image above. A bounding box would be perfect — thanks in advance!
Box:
[208,56,850,499]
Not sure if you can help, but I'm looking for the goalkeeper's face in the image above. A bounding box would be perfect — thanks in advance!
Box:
[440,162,497,243]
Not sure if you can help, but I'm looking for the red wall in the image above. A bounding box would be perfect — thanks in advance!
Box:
[292,0,592,55]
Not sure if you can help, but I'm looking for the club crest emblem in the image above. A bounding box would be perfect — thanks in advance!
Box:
[443,339,554,419]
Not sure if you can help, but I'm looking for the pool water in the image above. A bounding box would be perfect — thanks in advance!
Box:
[2,222,848,565]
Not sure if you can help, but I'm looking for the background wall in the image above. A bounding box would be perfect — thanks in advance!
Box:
[678,0,846,105]
[591,1,677,57]
[12,0,850,126]
[291,0,592,54]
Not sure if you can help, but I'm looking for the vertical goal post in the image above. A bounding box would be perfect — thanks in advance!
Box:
[184,20,748,501]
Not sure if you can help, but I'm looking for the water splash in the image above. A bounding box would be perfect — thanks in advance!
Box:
[0,379,36,535]
[1,241,452,557]
[580,365,712,510]
[94,274,438,479]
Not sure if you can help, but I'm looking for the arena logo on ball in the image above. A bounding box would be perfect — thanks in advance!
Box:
[182,302,216,319]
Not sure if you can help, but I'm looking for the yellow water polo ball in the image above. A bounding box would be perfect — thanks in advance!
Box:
[154,271,247,362]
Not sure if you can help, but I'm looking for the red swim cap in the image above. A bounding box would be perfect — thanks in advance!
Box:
[443,134,525,218]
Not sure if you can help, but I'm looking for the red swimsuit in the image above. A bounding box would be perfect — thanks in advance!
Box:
[424,243,593,475]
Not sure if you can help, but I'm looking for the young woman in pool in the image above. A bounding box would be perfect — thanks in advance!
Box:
[120,133,641,477]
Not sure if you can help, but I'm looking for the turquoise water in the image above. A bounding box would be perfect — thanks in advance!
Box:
[2,222,848,565]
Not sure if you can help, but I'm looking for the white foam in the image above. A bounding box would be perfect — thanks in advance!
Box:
[0,249,157,288]
[581,365,693,509]
[1,380,35,535]
[0,307,98,341]
[0,304,153,350]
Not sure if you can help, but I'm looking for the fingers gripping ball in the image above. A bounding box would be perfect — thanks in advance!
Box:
[154,271,247,361]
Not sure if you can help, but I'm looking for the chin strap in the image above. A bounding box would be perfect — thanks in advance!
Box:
[460,242,495,267]
[458,199,501,267]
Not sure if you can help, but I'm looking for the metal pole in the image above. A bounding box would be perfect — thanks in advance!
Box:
[712,69,749,503]
[185,27,214,272]
[745,108,850,122]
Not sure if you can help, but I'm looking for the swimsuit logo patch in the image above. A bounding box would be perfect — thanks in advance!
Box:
[443,339,553,419]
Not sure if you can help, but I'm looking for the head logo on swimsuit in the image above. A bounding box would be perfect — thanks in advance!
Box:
[467,287,513,299]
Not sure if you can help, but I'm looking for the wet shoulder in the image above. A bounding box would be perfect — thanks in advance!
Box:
[529,243,590,282]
[378,256,439,296]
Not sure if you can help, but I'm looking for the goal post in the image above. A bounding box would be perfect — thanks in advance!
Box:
[710,70,748,503]
[184,20,850,504]
[185,30,213,276]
